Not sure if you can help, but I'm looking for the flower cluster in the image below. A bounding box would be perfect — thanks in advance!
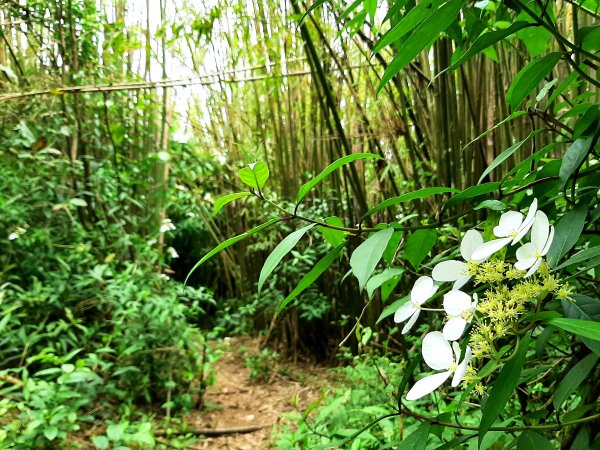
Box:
[394,199,569,400]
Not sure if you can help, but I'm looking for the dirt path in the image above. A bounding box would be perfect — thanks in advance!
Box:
[184,338,327,449]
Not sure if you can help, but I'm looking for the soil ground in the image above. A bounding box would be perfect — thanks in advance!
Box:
[184,337,329,449]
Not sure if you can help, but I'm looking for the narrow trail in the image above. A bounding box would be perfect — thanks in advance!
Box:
[185,338,327,449]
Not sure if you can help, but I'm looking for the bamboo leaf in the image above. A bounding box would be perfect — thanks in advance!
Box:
[404,229,437,270]
[299,0,329,26]
[350,227,395,291]
[552,353,599,409]
[213,192,252,215]
[478,130,543,184]
[546,206,587,268]
[184,218,280,286]
[373,0,446,54]
[378,0,467,90]
[362,187,459,219]
[278,243,345,314]
[506,52,561,110]
[296,153,382,203]
[443,22,532,73]
[479,333,531,444]
[463,111,528,150]
[547,318,600,342]
[258,223,316,294]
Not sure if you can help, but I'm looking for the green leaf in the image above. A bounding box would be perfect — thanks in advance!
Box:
[317,216,346,247]
[213,192,252,215]
[185,218,280,286]
[434,434,475,450]
[350,227,395,291]
[0,64,17,81]
[299,0,328,25]
[474,200,507,211]
[404,229,437,270]
[43,426,58,441]
[546,206,587,268]
[555,245,600,270]
[442,21,532,74]
[106,423,124,441]
[69,198,88,207]
[378,294,409,324]
[463,111,527,151]
[258,224,315,294]
[296,153,382,203]
[366,268,404,299]
[559,136,595,186]
[547,318,600,342]
[479,333,531,444]
[516,431,554,450]
[478,130,543,184]
[397,353,422,400]
[239,162,270,190]
[397,422,430,450]
[92,435,110,450]
[378,0,467,89]
[278,243,345,314]
[373,0,446,53]
[445,182,500,209]
[506,52,561,110]
[363,187,459,219]
[562,295,600,355]
[552,353,599,409]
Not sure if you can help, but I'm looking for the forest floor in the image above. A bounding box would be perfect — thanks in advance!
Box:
[183,337,330,449]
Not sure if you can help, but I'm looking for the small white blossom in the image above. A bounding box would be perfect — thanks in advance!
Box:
[203,192,213,202]
[160,273,170,280]
[406,331,472,400]
[432,230,484,290]
[384,149,393,160]
[442,291,478,340]
[471,198,538,261]
[166,247,179,259]
[8,227,27,240]
[515,211,554,277]
[394,276,439,334]
[160,218,176,233]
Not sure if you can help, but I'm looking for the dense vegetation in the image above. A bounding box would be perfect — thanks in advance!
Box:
[1,0,599,448]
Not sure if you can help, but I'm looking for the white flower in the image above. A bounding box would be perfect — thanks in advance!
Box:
[8,227,27,240]
[515,211,554,278]
[471,198,538,261]
[160,218,176,233]
[432,230,484,290]
[160,273,170,280]
[406,331,472,400]
[442,291,478,340]
[166,247,179,259]
[394,276,439,334]
[203,192,213,202]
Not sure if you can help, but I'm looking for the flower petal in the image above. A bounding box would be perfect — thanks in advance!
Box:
[541,226,555,256]
[432,261,467,282]
[460,230,484,261]
[451,346,472,387]
[524,258,543,278]
[422,331,453,370]
[512,199,538,244]
[406,371,452,401]
[411,276,439,305]
[402,310,420,334]
[452,275,472,291]
[515,243,537,270]
[531,210,549,251]
[494,211,523,238]
[443,317,467,341]
[470,237,511,261]
[394,302,416,323]
[443,290,472,316]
